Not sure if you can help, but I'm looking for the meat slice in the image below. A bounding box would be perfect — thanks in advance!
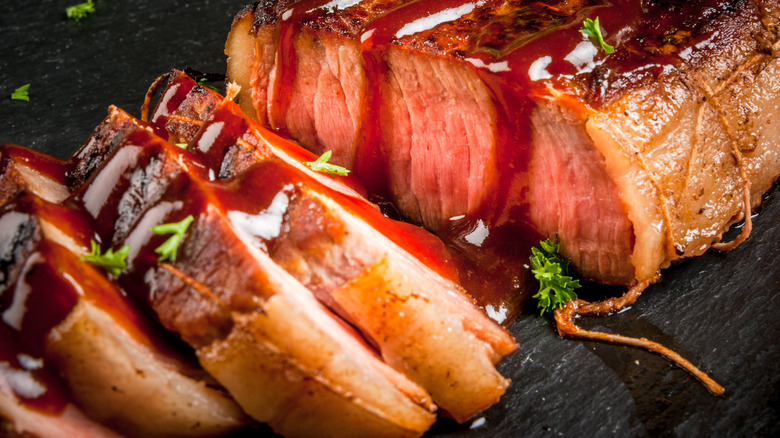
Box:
[0,215,115,438]
[146,71,517,421]
[0,191,246,437]
[0,144,69,205]
[69,112,438,437]
[227,0,780,287]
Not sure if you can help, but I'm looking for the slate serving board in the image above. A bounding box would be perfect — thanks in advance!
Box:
[1,1,778,436]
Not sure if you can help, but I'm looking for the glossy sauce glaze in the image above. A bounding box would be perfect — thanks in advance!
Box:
[258,0,747,323]
[163,65,526,319]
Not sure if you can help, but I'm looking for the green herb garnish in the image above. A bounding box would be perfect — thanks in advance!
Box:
[79,240,129,278]
[303,150,350,176]
[11,84,30,102]
[66,0,95,21]
[196,78,219,93]
[530,238,581,315]
[580,17,614,54]
[174,142,188,149]
[152,215,194,262]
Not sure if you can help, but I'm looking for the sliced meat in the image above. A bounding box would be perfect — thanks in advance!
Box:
[0,400,120,438]
[228,0,780,287]
[528,98,635,284]
[146,72,517,422]
[0,192,247,437]
[67,106,150,190]
[0,337,122,438]
[125,169,438,438]
[70,115,438,437]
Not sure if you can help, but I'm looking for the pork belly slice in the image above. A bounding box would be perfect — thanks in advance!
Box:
[230,161,515,422]
[0,192,246,437]
[0,397,120,438]
[0,234,116,438]
[69,115,438,437]
[0,144,69,205]
[145,75,517,421]
[66,106,212,247]
[228,0,780,285]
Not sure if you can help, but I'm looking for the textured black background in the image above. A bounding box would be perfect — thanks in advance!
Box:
[1,1,778,436]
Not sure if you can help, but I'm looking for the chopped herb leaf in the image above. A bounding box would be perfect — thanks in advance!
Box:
[196,78,219,93]
[580,17,614,54]
[530,238,581,315]
[303,150,350,176]
[174,142,188,149]
[152,215,194,262]
[79,240,129,278]
[11,84,30,102]
[66,0,95,21]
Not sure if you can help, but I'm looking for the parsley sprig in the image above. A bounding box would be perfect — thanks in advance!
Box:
[152,215,194,262]
[66,0,96,22]
[11,84,30,102]
[580,17,614,54]
[79,240,130,278]
[196,78,219,93]
[303,150,350,176]
[530,238,581,315]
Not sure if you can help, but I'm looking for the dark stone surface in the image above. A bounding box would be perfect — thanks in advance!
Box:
[1,1,778,436]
